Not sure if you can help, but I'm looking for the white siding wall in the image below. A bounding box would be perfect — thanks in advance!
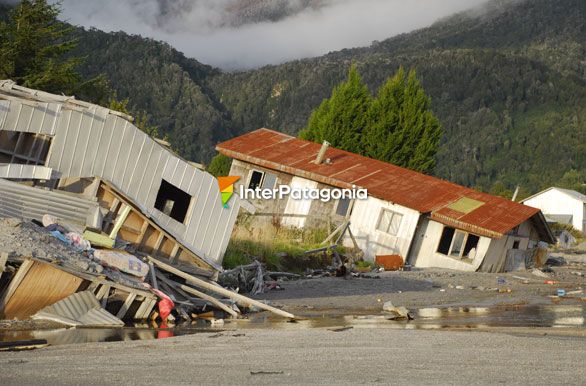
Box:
[409,218,492,271]
[282,176,318,228]
[345,196,420,262]
[524,189,585,232]
[0,99,239,268]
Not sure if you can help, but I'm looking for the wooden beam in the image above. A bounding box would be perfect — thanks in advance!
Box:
[148,256,294,319]
[155,271,238,318]
[116,292,137,319]
[109,204,131,239]
[0,252,8,281]
[136,221,150,245]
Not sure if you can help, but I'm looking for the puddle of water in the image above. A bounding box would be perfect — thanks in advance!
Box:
[0,304,583,346]
[0,319,218,346]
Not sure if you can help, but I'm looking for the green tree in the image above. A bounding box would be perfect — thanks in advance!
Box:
[108,95,161,138]
[558,169,586,194]
[0,0,80,94]
[364,68,442,174]
[207,153,232,177]
[299,64,371,153]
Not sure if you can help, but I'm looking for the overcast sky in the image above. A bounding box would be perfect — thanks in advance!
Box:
[50,0,489,70]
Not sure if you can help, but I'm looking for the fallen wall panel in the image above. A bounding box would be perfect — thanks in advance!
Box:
[0,178,99,226]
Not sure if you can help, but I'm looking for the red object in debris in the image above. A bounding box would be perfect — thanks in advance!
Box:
[544,280,558,285]
[158,298,174,322]
[375,255,404,271]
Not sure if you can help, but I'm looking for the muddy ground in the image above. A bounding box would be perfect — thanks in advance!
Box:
[254,252,586,316]
[1,327,585,385]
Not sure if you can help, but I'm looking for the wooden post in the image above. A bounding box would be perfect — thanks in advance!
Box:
[148,256,295,319]
[116,292,137,319]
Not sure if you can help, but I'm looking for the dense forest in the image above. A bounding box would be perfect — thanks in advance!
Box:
[1,0,585,196]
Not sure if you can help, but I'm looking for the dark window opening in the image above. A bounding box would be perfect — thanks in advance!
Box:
[0,130,52,165]
[437,227,455,255]
[336,198,351,217]
[512,240,520,249]
[463,235,480,257]
[154,179,192,223]
[248,170,264,189]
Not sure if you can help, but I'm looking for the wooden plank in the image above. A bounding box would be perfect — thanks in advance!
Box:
[170,243,180,262]
[148,256,294,319]
[116,292,137,319]
[0,252,8,281]
[152,232,165,255]
[1,261,85,319]
[95,284,111,308]
[0,259,33,310]
[148,261,158,290]
[109,204,132,239]
[133,296,150,319]
[136,220,150,245]
[155,271,238,318]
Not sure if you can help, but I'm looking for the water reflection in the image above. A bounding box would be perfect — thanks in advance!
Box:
[0,304,583,347]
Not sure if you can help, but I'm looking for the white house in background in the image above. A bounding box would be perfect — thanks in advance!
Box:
[218,128,555,273]
[522,187,586,233]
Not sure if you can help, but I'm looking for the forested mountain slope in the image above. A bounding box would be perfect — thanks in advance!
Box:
[4,0,584,195]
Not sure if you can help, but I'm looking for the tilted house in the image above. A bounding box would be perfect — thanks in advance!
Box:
[0,80,240,275]
[522,187,586,233]
[217,128,555,272]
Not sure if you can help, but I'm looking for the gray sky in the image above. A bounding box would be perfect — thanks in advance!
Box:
[52,0,490,70]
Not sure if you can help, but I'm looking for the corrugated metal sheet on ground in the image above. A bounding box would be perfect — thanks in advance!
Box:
[0,178,98,225]
[217,128,543,238]
[32,291,124,327]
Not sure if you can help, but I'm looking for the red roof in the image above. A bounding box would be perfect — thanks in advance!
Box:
[217,128,547,239]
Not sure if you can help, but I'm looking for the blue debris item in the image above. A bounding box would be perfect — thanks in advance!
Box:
[497,277,506,285]
[50,230,71,245]
[557,289,566,297]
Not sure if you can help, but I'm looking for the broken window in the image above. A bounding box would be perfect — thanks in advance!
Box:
[154,179,192,223]
[335,197,351,217]
[437,226,479,259]
[464,234,480,256]
[437,227,455,255]
[248,170,264,189]
[0,130,52,165]
[262,172,277,189]
[376,209,403,236]
[450,230,466,257]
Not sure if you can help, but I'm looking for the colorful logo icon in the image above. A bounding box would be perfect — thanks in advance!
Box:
[217,176,240,208]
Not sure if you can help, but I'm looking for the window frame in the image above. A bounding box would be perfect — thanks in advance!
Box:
[437,226,480,260]
[375,208,403,236]
[247,169,265,189]
[334,197,352,217]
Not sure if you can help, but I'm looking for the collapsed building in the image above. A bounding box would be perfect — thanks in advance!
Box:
[0,81,294,323]
[217,128,556,273]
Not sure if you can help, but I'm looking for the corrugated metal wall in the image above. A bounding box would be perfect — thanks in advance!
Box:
[0,178,99,225]
[0,97,240,268]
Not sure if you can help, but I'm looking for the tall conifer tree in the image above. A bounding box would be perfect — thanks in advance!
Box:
[299,64,371,153]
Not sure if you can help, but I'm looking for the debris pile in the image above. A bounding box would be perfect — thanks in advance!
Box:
[0,217,295,326]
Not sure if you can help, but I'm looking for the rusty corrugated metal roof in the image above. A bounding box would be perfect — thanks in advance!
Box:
[217,128,547,239]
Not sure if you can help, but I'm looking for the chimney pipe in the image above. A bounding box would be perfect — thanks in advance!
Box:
[511,185,520,202]
[315,140,330,165]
